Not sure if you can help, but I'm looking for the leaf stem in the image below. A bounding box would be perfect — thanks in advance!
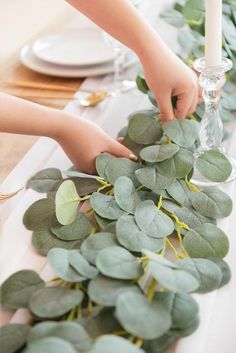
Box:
[166,238,182,259]
[135,338,144,348]
[157,195,163,209]
[184,176,200,192]
[176,225,189,258]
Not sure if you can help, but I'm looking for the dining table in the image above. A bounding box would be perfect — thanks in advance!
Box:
[0,1,236,353]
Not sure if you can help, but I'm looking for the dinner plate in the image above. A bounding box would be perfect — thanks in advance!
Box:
[32,28,115,66]
[20,43,138,77]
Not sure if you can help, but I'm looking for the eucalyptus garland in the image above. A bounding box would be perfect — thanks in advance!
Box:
[159,0,236,125]
[0,99,233,353]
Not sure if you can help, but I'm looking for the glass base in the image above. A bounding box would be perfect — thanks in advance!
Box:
[113,80,136,94]
[192,156,236,188]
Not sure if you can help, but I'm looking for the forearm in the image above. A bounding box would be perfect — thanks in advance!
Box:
[0,92,65,139]
[66,0,166,59]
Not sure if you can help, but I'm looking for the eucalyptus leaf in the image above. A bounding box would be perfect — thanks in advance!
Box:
[68,250,98,279]
[155,291,199,330]
[78,308,122,339]
[27,168,63,193]
[147,261,199,293]
[29,287,83,319]
[167,180,192,206]
[81,232,117,265]
[116,215,164,252]
[114,176,142,213]
[1,270,44,310]
[183,223,229,258]
[175,206,216,230]
[160,9,186,27]
[162,120,199,148]
[95,154,113,180]
[128,111,163,145]
[190,187,233,219]
[96,246,143,280]
[176,258,223,293]
[50,213,92,241]
[23,199,55,231]
[55,180,80,225]
[90,192,125,220]
[73,177,101,197]
[0,324,30,353]
[105,158,140,185]
[135,200,175,238]
[28,321,92,353]
[23,337,77,353]
[140,144,180,163]
[115,292,171,339]
[135,167,175,193]
[47,248,86,282]
[92,335,145,353]
[143,334,177,353]
[209,258,232,288]
[88,275,140,307]
[32,227,78,256]
[182,0,205,22]
[196,150,232,182]
[136,73,149,94]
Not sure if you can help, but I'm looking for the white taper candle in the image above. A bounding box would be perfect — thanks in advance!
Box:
[205,0,222,67]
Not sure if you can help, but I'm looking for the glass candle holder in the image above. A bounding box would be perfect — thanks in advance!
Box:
[192,57,236,186]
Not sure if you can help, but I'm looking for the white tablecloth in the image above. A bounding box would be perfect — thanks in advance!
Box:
[1,1,236,352]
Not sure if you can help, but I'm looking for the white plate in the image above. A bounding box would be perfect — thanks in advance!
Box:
[32,28,115,66]
[20,43,138,78]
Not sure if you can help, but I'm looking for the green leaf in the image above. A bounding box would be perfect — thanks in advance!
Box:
[23,199,55,231]
[147,261,199,293]
[140,144,180,163]
[196,150,232,182]
[69,251,98,279]
[136,74,149,94]
[77,308,122,339]
[209,258,232,288]
[88,275,140,307]
[114,176,142,213]
[92,335,145,353]
[47,248,86,282]
[134,201,175,238]
[160,9,186,27]
[0,270,44,310]
[143,334,177,353]
[170,316,200,338]
[176,258,223,293]
[182,0,205,22]
[50,213,92,241]
[115,292,171,339]
[116,215,164,252]
[135,167,175,193]
[167,180,192,207]
[183,223,229,258]
[28,321,92,353]
[26,168,63,193]
[156,291,199,329]
[90,193,125,220]
[190,187,233,219]
[29,287,83,319]
[95,154,113,180]
[128,111,163,145]
[0,324,30,353]
[163,120,199,148]
[81,232,117,265]
[96,246,143,280]
[55,180,80,226]
[32,227,78,256]
[73,177,101,197]
[24,337,77,353]
[175,206,216,230]
[105,158,140,185]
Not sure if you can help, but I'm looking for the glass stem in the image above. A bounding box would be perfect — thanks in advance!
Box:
[113,48,125,86]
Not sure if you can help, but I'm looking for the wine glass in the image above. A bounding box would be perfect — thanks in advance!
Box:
[103,0,143,93]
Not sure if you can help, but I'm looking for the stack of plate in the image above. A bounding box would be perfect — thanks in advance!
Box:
[20,28,138,78]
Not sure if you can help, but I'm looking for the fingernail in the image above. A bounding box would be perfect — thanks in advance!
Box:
[130,153,138,161]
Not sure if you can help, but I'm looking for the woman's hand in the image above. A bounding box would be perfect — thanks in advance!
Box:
[56,114,137,174]
[139,34,200,122]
